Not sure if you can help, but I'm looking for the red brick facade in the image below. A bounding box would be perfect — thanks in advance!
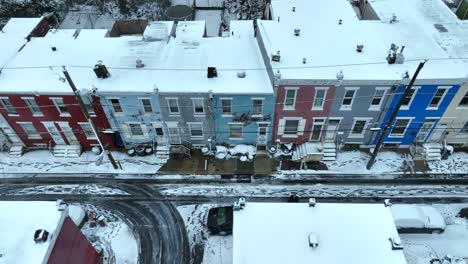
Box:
[273,85,335,144]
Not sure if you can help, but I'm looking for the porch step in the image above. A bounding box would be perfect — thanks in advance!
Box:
[323,152,336,157]
[322,156,337,161]
[52,145,82,158]
[422,143,442,161]
[9,145,24,157]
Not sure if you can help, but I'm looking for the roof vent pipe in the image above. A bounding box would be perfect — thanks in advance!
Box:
[292,6,296,12]
[356,44,364,52]
[339,19,342,25]
[303,58,307,64]
[336,70,344,80]
[396,45,405,64]
[294,28,300,36]
[390,14,398,24]
[136,59,145,68]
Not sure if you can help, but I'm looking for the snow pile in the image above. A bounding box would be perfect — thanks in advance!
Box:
[428,152,468,174]
[8,184,129,195]
[326,151,405,174]
[215,144,256,161]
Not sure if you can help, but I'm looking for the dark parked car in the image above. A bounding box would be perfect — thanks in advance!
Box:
[207,206,233,236]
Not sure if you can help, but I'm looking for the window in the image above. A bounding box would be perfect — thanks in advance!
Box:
[129,123,144,136]
[258,123,268,135]
[341,88,357,110]
[369,88,387,110]
[23,98,42,115]
[51,98,69,115]
[462,121,468,134]
[167,98,179,114]
[155,127,164,136]
[252,99,264,115]
[284,120,299,135]
[428,87,448,109]
[86,103,96,117]
[0,98,17,115]
[229,123,243,139]
[312,88,327,110]
[401,88,417,108]
[390,119,411,137]
[192,98,204,115]
[79,123,96,139]
[459,92,468,107]
[350,119,368,138]
[109,98,123,113]
[221,98,232,115]
[189,123,203,137]
[18,122,41,139]
[141,98,153,113]
[284,89,297,110]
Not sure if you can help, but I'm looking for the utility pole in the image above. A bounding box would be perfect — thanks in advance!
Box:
[62,67,119,170]
[366,60,427,170]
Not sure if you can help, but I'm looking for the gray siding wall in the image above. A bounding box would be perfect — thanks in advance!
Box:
[328,84,396,146]
[158,93,215,146]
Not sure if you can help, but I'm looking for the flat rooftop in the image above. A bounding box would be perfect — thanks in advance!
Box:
[233,202,407,264]
[0,201,64,264]
[258,0,468,81]
[0,20,272,95]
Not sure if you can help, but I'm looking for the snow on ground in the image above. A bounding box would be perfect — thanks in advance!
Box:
[429,152,468,174]
[195,10,222,37]
[177,204,232,264]
[69,204,86,226]
[0,150,161,175]
[81,204,138,264]
[6,184,129,195]
[402,203,468,264]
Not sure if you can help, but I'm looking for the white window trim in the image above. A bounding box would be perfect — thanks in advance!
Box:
[0,97,19,116]
[188,122,204,138]
[166,97,180,116]
[220,97,233,117]
[340,87,359,111]
[139,97,153,115]
[400,86,420,110]
[283,87,298,111]
[17,121,41,139]
[108,97,124,115]
[228,122,244,140]
[22,97,43,116]
[456,91,468,109]
[279,117,305,138]
[426,86,451,110]
[257,122,269,136]
[78,122,97,140]
[126,122,149,139]
[415,118,439,142]
[50,97,70,117]
[191,98,205,116]
[309,118,326,141]
[252,97,265,117]
[311,87,329,110]
[368,87,388,111]
[348,118,372,138]
[389,118,414,138]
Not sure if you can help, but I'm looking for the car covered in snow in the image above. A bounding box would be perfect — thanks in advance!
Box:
[391,205,446,234]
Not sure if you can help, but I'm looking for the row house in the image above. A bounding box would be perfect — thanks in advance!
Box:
[256,0,468,162]
[437,83,468,147]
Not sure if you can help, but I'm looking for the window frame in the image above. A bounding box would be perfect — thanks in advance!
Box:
[427,86,450,110]
[17,122,41,139]
[192,98,205,115]
[252,98,264,116]
[128,123,145,137]
[50,97,70,116]
[309,118,325,141]
[221,98,233,116]
[369,87,388,111]
[22,97,43,116]
[229,122,243,140]
[389,118,413,138]
[458,91,468,108]
[312,87,328,110]
[284,119,300,136]
[139,98,153,114]
[188,122,204,138]
[166,98,180,115]
[0,97,18,116]
[108,98,123,114]
[78,122,97,139]
[349,118,371,138]
[400,87,419,110]
[340,87,359,110]
[283,87,298,111]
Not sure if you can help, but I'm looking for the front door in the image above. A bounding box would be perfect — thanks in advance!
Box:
[43,122,65,145]
[168,126,181,144]
[257,123,268,145]
[153,122,168,144]
[310,118,325,141]
[56,122,78,144]
[415,119,437,142]
[325,119,340,141]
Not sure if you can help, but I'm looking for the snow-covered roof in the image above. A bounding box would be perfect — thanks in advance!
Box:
[257,0,468,81]
[0,17,43,67]
[233,202,407,264]
[0,201,65,264]
[0,21,272,95]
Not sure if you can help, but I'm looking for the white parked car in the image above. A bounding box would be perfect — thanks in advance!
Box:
[391,205,446,234]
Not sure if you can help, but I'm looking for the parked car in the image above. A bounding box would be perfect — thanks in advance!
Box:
[391,205,446,234]
[207,206,233,236]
